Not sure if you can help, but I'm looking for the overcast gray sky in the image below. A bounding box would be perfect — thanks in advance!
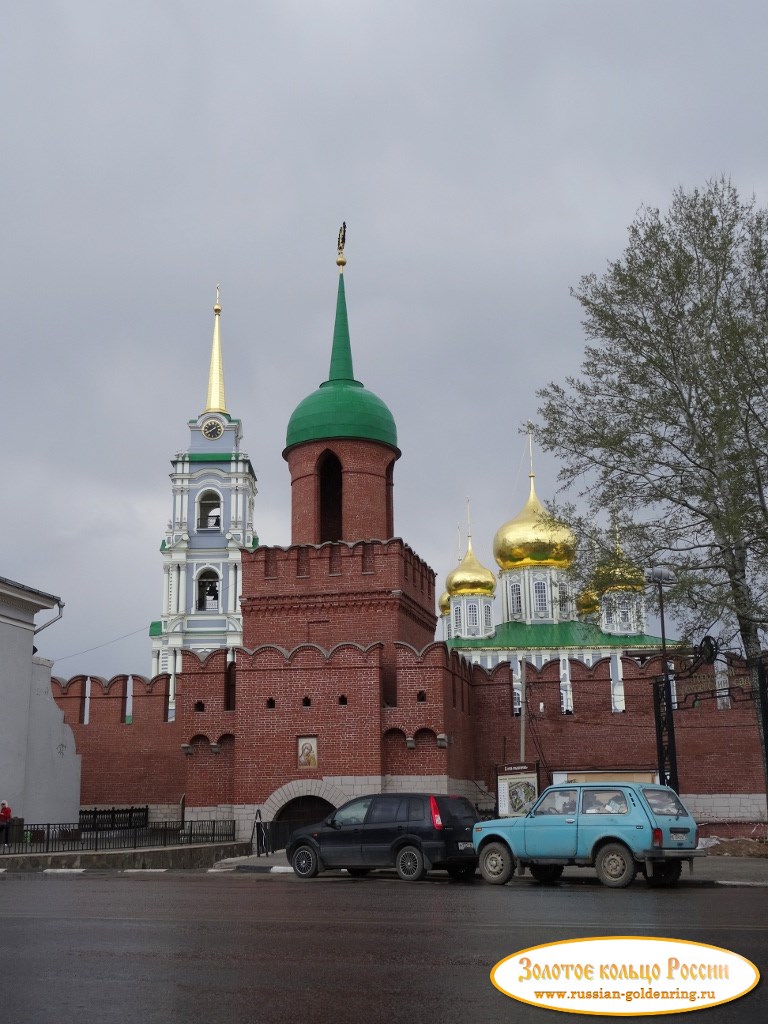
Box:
[4,1,767,679]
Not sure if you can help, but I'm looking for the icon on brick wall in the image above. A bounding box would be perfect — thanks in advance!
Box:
[298,737,318,768]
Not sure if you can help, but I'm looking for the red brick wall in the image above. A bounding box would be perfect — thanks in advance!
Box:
[52,674,184,806]
[241,539,436,705]
[51,651,764,814]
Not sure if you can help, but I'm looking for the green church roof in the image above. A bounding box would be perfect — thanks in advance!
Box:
[448,620,667,652]
[284,272,398,453]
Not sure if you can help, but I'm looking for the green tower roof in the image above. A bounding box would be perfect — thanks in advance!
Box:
[284,272,398,454]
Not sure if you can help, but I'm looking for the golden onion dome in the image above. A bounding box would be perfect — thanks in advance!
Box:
[438,590,451,616]
[576,586,600,617]
[493,476,575,570]
[593,548,645,593]
[445,537,496,597]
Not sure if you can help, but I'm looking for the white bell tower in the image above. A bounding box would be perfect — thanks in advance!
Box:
[150,289,257,697]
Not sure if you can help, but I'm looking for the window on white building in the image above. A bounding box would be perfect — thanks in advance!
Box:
[198,490,222,531]
[453,605,462,632]
[196,569,220,611]
[484,604,492,630]
[509,582,522,616]
[534,581,548,614]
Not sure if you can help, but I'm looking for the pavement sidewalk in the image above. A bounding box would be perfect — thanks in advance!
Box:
[211,850,768,886]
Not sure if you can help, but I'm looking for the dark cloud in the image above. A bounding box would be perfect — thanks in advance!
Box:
[3,1,766,676]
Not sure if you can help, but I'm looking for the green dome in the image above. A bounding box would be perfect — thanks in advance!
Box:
[284,271,398,454]
[286,379,398,450]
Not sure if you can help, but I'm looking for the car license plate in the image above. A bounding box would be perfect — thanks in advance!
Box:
[670,829,688,840]
[458,842,473,851]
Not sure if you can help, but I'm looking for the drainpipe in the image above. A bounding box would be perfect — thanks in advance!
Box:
[33,600,65,635]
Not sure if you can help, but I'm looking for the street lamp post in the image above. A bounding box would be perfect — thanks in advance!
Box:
[645,567,679,792]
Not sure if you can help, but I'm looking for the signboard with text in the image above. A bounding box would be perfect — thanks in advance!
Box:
[496,762,539,817]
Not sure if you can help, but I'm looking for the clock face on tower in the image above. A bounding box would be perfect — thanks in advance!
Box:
[202,418,224,440]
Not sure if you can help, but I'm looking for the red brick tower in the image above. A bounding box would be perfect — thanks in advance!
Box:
[240,232,436,702]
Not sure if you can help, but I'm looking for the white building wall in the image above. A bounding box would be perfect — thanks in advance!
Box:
[0,580,80,824]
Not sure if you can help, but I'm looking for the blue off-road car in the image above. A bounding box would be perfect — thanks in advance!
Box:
[474,782,705,888]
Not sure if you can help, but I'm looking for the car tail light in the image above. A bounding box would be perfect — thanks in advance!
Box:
[429,796,443,830]
[652,827,663,848]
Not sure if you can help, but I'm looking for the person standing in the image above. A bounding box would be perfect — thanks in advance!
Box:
[0,801,11,848]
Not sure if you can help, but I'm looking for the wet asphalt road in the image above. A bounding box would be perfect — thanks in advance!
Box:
[0,872,765,1024]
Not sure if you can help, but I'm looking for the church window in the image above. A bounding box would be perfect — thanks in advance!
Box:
[467,602,479,633]
[453,605,462,632]
[509,582,522,616]
[319,451,343,542]
[559,582,569,614]
[534,581,548,614]
[618,596,631,625]
[605,600,615,626]
[196,570,220,611]
[513,686,521,716]
[198,490,222,531]
[484,604,492,630]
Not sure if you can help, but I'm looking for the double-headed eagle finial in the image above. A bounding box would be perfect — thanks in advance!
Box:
[336,221,347,270]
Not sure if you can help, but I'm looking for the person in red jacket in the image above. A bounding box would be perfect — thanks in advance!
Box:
[0,801,11,847]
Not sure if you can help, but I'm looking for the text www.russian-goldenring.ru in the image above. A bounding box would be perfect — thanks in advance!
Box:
[534,988,717,1004]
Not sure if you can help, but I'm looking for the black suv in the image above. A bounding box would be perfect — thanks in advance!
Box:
[286,792,479,881]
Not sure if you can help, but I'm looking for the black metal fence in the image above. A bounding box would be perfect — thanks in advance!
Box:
[79,806,149,831]
[0,819,235,856]
[252,818,302,856]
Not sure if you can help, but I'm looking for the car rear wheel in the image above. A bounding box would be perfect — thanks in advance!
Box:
[644,860,682,887]
[479,841,514,885]
[596,843,636,888]
[395,845,426,881]
[529,864,564,884]
[291,844,319,879]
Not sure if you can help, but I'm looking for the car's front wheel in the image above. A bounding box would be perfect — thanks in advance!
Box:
[595,843,636,888]
[291,844,319,879]
[395,845,426,881]
[479,841,514,885]
[529,864,564,884]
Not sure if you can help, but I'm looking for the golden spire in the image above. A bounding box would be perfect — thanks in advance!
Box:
[336,221,347,272]
[205,284,227,414]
